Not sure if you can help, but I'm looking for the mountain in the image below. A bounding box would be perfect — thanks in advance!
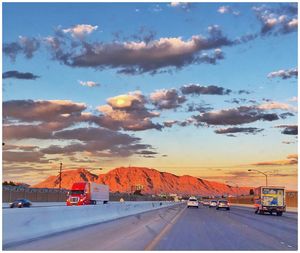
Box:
[32,167,252,196]
[33,168,98,189]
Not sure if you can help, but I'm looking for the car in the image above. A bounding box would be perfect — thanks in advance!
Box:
[216,200,230,210]
[209,200,218,208]
[202,200,210,206]
[187,197,199,208]
[9,199,32,208]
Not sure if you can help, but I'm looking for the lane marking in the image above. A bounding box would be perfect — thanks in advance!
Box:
[144,204,186,251]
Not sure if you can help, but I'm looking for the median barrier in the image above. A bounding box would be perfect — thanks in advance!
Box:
[3,201,180,246]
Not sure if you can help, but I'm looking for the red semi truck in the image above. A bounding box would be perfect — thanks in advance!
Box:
[66,182,109,206]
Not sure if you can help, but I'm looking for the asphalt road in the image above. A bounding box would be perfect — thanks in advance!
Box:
[5,204,297,251]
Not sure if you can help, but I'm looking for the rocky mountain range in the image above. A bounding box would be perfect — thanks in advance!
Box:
[32,167,252,196]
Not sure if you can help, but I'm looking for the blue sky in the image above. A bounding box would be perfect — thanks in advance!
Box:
[2,2,298,189]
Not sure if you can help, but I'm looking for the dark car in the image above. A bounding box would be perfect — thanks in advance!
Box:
[216,200,230,210]
[9,199,32,208]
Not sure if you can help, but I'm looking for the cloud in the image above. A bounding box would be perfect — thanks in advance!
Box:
[218,6,240,16]
[44,24,233,75]
[136,150,158,155]
[4,23,259,75]
[163,120,178,128]
[3,99,94,140]
[267,67,298,79]
[238,90,251,95]
[78,80,99,87]
[3,36,40,61]
[3,98,160,159]
[96,91,162,131]
[3,151,48,163]
[224,98,257,105]
[169,2,193,11]
[54,127,139,144]
[282,141,295,144]
[279,112,295,119]
[150,88,186,109]
[62,24,98,39]
[287,154,298,160]
[193,106,279,126]
[3,99,87,122]
[214,127,264,135]
[181,84,231,95]
[252,154,298,166]
[253,4,298,35]
[3,144,39,151]
[257,101,297,112]
[275,125,298,135]
[288,96,298,102]
[3,71,40,80]
[3,122,71,140]
[186,102,213,113]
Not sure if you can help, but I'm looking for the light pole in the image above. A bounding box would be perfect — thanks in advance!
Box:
[248,169,268,186]
[59,162,63,190]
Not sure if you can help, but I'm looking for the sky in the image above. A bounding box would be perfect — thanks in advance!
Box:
[2,2,298,189]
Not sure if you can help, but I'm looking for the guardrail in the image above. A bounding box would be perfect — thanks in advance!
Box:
[3,201,181,246]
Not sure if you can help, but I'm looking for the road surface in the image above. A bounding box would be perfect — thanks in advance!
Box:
[4,204,297,250]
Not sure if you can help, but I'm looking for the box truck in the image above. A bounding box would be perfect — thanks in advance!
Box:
[66,182,109,206]
[253,186,286,216]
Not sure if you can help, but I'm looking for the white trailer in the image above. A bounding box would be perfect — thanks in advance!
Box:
[89,182,109,204]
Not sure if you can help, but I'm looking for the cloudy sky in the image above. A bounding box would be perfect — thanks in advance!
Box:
[2,2,298,189]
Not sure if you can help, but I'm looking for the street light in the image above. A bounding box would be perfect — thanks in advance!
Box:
[59,163,63,190]
[248,169,268,186]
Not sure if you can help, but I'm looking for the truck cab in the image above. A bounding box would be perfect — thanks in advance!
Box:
[66,182,91,206]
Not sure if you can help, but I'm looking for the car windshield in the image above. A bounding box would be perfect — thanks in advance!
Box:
[189,199,197,201]
[219,201,228,204]
[70,190,84,195]
[211,201,217,203]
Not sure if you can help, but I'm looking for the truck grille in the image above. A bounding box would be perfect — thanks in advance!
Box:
[70,197,79,203]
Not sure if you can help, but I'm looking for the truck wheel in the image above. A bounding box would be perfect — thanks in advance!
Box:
[276,212,283,216]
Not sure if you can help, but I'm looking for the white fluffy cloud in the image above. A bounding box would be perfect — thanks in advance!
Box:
[150,88,186,109]
[78,80,99,87]
[258,101,297,112]
[62,24,98,39]
[218,6,240,15]
[267,67,298,79]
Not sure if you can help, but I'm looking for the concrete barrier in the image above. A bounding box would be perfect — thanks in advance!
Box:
[3,201,180,246]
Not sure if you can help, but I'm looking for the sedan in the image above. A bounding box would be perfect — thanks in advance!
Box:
[9,199,32,208]
[187,197,199,208]
[209,200,218,208]
[216,200,230,210]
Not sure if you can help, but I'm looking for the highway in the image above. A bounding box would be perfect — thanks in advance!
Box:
[5,204,297,251]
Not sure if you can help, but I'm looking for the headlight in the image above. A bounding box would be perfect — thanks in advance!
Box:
[18,202,22,205]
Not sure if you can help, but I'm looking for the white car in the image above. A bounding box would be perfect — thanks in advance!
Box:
[209,200,218,208]
[187,197,199,208]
